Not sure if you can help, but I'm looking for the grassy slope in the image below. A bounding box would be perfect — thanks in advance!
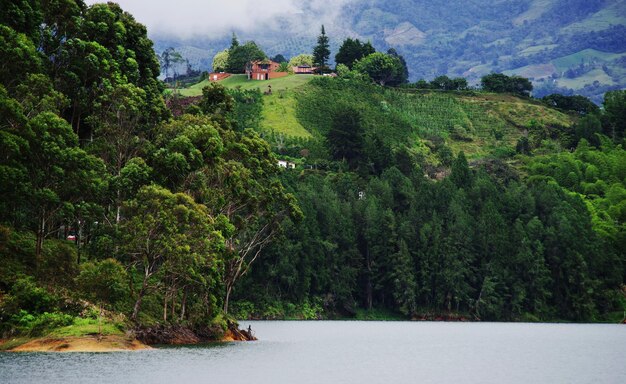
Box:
[551,49,626,71]
[560,1,626,34]
[290,79,573,161]
[178,74,314,138]
[385,91,571,159]
[179,76,573,159]
[261,91,311,138]
[177,74,314,97]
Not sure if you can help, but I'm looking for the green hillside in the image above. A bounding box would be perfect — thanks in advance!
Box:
[261,78,572,161]
[156,0,626,104]
[552,49,626,71]
[176,74,314,97]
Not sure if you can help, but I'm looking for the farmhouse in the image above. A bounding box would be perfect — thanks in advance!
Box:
[293,65,316,74]
[246,59,288,80]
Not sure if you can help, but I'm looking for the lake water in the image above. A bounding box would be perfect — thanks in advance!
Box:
[1,321,625,384]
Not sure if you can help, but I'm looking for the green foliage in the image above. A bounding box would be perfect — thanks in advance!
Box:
[199,82,234,115]
[335,38,375,70]
[226,41,266,73]
[312,25,330,72]
[228,87,263,131]
[5,276,58,315]
[542,94,599,116]
[602,90,626,140]
[1,1,624,336]
[526,139,626,265]
[0,0,42,39]
[481,73,533,97]
[212,49,229,72]
[288,54,314,68]
[327,106,365,169]
[121,185,221,321]
[354,52,405,86]
[0,25,42,91]
[271,54,287,63]
[75,258,128,308]
[430,76,468,91]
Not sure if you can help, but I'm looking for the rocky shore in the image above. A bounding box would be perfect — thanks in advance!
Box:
[2,321,255,352]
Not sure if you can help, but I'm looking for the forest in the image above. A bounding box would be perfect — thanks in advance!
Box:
[0,1,625,345]
[231,78,625,322]
[0,1,298,340]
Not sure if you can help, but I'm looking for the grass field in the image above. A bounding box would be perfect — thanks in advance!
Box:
[261,91,312,138]
[513,0,556,26]
[503,63,557,79]
[551,49,626,71]
[176,74,315,96]
[387,92,571,159]
[560,2,626,34]
[293,78,574,161]
[555,68,617,89]
[519,44,559,56]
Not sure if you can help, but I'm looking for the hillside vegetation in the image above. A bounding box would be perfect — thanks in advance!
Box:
[230,77,625,322]
[155,0,626,103]
[1,1,625,340]
[259,78,573,162]
[176,74,314,97]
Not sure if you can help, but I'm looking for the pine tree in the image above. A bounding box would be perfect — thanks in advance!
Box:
[313,25,330,73]
[230,32,239,49]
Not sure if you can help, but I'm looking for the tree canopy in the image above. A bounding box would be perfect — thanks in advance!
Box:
[335,38,375,70]
[481,73,533,97]
[354,52,405,86]
[226,41,266,73]
[312,25,330,72]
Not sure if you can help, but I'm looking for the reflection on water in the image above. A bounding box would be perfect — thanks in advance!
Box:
[1,321,625,384]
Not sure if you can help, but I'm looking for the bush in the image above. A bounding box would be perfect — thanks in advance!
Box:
[8,310,74,336]
[6,276,57,314]
[26,312,74,336]
[39,241,78,287]
[75,258,128,310]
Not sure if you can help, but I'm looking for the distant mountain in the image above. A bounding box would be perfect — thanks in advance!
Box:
[152,0,626,103]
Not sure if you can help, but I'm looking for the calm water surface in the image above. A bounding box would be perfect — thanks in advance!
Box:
[1,321,625,384]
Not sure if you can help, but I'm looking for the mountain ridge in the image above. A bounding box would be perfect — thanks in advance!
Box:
[154,0,626,103]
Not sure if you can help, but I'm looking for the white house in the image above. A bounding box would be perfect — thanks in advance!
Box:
[278,160,296,169]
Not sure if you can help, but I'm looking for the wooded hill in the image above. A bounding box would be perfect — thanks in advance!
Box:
[205,77,625,322]
[0,1,625,345]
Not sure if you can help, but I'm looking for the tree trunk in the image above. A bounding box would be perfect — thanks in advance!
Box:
[180,289,187,321]
[366,249,373,310]
[35,211,45,263]
[224,283,233,314]
[131,276,149,322]
[163,290,168,322]
[171,287,176,320]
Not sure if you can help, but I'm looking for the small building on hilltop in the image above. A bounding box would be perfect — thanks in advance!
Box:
[293,65,316,74]
[208,72,231,82]
[246,59,288,80]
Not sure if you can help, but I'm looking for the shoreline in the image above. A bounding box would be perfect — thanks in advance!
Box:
[1,322,257,353]
[3,335,152,353]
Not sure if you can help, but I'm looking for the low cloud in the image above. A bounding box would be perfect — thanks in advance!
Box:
[85,0,357,39]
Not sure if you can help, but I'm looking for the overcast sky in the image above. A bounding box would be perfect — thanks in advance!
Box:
[84,0,356,39]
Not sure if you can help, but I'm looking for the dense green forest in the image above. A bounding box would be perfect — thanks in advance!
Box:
[0,1,297,339]
[231,78,625,322]
[0,1,625,344]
